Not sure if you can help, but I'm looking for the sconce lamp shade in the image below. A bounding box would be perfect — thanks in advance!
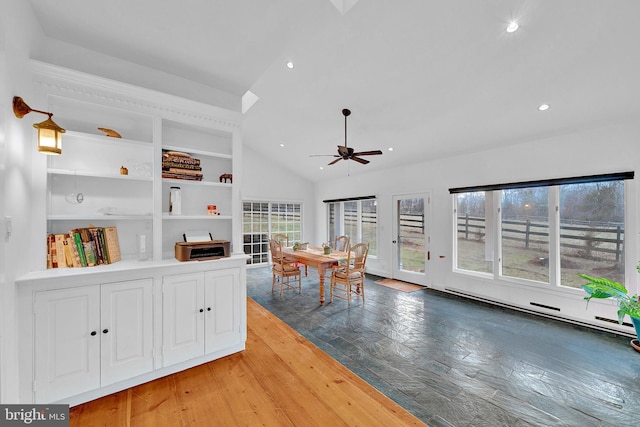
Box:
[34,116,65,155]
[12,96,65,155]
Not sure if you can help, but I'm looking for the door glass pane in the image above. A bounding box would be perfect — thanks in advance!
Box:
[501,187,549,283]
[456,192,492,273]
[398,198,425,273]
[559,181,625,288]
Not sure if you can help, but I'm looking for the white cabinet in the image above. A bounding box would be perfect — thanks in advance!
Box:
[18,61,247,406]
[162,268,241,367]
[33,279,153,403]
[34,286,100,403]
[100,280,154,385]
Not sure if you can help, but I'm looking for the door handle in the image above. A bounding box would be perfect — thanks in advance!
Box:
[392,240,396,244]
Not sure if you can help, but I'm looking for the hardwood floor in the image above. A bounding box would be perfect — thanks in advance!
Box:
[69,298,426,427]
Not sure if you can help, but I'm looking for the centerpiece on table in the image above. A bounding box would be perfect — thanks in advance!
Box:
[322,242,331,255]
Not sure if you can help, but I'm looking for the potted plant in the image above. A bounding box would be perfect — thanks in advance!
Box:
[579,267,640,352]
[322,242,331,255]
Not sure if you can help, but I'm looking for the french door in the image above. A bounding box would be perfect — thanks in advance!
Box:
[392,193,430,285]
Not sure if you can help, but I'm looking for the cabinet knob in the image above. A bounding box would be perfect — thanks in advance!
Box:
[199,308,204,313]
[102,329,109,334]
[207,307,212,311]
[90,331,97,336]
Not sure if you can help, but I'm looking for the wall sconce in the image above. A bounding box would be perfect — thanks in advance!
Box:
[12,96,65,155]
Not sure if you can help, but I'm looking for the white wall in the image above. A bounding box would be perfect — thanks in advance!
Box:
[241,145,316,243]
[0,0,45,403]
[314,119,640,332]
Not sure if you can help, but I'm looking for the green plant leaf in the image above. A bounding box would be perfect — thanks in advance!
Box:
[578,274,628,300]
[579,273,640,322]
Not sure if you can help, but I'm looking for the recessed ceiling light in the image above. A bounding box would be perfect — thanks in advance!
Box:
[280,143,285,147]
[387,147,394,151]
[538,104,550,111]
[506,21,519,33]
[286,61,294,69]
[319,166,324,170]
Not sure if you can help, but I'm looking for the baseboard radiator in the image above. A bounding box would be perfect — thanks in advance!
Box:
[442,287,636,339]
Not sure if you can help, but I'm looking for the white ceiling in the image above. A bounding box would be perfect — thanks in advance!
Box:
[27,0,640,182]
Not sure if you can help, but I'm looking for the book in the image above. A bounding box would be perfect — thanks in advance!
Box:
[46,235,52,269]
[88,227,105,265]
[104,226,121,263]
[70,229,87,267]
[49,234,58,268]
[54,234,68,268]
[65,235,81,267]
[79,228,97,266]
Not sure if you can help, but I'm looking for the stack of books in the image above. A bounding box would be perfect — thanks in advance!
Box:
[47,226,121,268]
[162,150,203,181]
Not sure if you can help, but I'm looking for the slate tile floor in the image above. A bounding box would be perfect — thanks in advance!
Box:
[246,266,640,427]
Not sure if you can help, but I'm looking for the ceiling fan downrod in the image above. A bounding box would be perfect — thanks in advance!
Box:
[343,108,350,148]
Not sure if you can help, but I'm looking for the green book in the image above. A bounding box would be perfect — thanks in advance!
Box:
[70,229,87,267]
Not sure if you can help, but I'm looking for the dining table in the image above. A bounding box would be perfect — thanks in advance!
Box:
[281,246,347,305]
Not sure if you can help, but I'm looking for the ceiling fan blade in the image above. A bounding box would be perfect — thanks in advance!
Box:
[310,154,339,157]
[350,156,370,164]
[328,157,342,165]
[352,150,383,156]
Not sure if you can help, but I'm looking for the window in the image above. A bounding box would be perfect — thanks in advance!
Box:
[501,187,550,283]
[325,197,377,256]
[451,172,631,288]
[559,181,624,288]
[243,201,303,265]
[455,191,493,274]
[270,203,302,243]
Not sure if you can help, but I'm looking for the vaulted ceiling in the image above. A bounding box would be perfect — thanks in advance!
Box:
[27,0,640,182]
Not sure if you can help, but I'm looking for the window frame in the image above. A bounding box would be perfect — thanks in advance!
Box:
[325,197,378,257]
[242,200,303,266]
[451,173,633,292]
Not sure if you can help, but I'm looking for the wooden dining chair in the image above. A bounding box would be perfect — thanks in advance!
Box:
[330,242,368,306]
[334,235,350,252]
[269,239,302,296]
[272,233,289,247]
[273,233,308,276]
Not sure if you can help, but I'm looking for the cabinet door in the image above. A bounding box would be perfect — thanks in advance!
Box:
[34,286,101,403]
[100,279,154,386]
[204,269,241,354]
[162,272,205,366]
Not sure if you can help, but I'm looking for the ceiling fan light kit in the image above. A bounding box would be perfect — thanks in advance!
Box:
[312,108,383,166]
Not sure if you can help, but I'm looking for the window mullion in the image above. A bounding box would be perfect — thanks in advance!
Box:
[548,187,560,287]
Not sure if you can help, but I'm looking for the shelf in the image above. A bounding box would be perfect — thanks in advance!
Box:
[65,130,152,147]
[162,214,232,220]
[48,214,153,221]
[37,70,239,265]
[162,178,231,187]
[48,169,153,182]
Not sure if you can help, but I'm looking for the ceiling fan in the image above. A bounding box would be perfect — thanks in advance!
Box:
[312,108,383,165]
